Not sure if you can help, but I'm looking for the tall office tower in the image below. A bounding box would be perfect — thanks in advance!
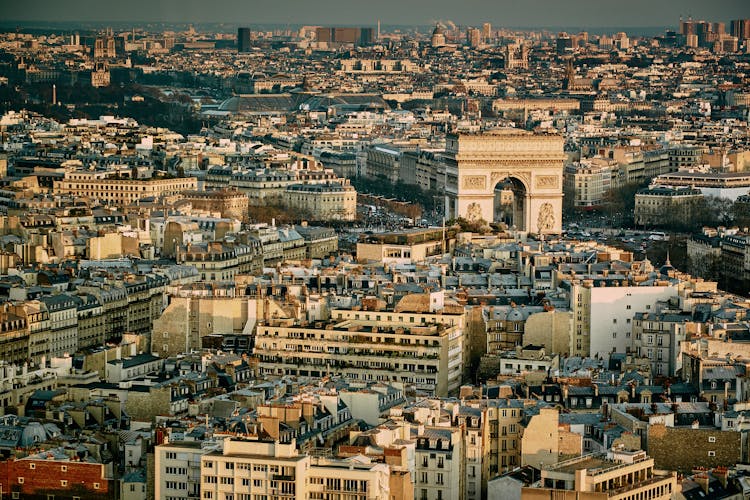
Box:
[577,31,589,46]
[680,18,695,36]
[467,27,481,48]
[314,27,374,46]
[713,22,726,35]
[237,27,251,53]
[482,22,492,42]
[556,33,573,54]
[731,19,750,40]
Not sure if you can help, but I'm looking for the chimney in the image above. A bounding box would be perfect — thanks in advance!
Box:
[694,473,710,494]
[302,401,315,424]
[712,467,729,488]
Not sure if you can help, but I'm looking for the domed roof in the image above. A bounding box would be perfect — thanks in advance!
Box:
[506,307,526,322]
[20,422,47,447]
[432,24,445,35]
[658,252,675,276]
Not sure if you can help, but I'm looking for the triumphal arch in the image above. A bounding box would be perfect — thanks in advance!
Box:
[443,129,565,234]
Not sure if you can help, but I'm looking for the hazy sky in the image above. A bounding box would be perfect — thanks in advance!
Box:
[2,0,748,27]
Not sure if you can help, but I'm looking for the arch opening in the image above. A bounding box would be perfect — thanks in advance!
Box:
[493,177,527,230]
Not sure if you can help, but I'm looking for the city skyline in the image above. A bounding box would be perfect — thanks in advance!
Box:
[2,0,749,28]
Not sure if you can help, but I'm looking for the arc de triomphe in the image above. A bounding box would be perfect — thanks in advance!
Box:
[443,129,565,234]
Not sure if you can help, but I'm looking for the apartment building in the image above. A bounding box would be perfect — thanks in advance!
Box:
[54,171,198,206]
[631,312,696,377]
[199,438,392,500]
[0,447,113,500]
[0,307,29,365]
[563,158,616,208]
[39,294,79,357]
[366,145,403,183]
[283,181,357,221]
[155,440,216,500]
[634,185,703,227]
[456,405,490,500]
[414,426,464,500]
[524,449,677,499]
[176,242,241,282]
[182,189,250,221]
[255,316,462,397]
[565,278,677,358]
[356,228,453,265]
[331,305,466,395]
[486,399,529,475]
[9,300,50,364]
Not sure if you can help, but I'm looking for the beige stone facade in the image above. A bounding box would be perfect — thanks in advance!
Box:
[151,296,259,357]
[181,188,249,221]
[525,450,677,500]
[197,438,393,500]
[54,172,197,206]
[521,407,561,469]
[283,182,357,221]
[523,310,573,356]
[255,314,463,397]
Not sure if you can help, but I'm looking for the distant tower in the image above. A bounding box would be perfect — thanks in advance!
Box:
[563,58,576,89]
[51,84,56,105]
[482,22,492,42]
[431,24,446,48]
[467,27,481,48]
[237,27,251,53]
[377,19,381,40]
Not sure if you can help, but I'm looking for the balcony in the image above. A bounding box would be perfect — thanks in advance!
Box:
[272,474,295,482]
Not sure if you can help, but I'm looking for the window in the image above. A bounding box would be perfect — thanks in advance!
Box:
[30,463,35,469]
[61,480,68,487]
[708,451,716,457]
[61,466,67,472]
[18,477,24,484]
[94,482,100,489]
[708,436,716,443]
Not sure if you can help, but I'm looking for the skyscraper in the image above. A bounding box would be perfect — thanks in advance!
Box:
[482,22,492,42]
[237,27,251,53]
[731,19,750,41]
[467,27,481,48]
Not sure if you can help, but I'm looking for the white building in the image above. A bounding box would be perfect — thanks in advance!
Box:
[569,279,677,357]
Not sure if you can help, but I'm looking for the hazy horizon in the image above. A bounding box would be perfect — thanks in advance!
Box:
[2,0,748,28]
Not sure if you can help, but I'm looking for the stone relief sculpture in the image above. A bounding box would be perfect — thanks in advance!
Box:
[462,175,486,189]
[537,202,555,232]
[467,202,483,221]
